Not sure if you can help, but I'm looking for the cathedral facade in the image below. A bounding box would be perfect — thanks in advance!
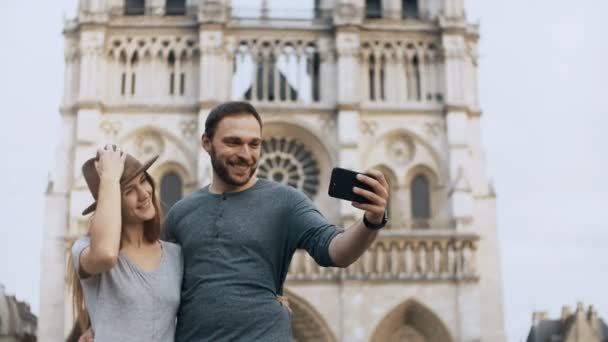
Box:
[39,0,506,341]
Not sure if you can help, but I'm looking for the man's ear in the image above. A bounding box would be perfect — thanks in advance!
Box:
[201,134,211,153]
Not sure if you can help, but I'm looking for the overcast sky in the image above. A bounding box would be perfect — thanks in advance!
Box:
[0,1,606,341]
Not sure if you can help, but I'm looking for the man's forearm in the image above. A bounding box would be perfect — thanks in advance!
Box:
[328,220,379,267]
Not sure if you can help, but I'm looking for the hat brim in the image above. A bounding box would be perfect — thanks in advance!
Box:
[81,155,159,216]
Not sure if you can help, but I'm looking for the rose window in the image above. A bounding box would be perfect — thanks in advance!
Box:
[257,137,320,198]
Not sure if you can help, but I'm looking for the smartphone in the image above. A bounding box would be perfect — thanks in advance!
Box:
[328,167,374,204]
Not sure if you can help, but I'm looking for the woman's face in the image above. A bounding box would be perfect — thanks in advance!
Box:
[121,173,155,224]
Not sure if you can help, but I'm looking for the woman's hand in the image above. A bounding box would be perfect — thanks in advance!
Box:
[78,328,94,342]
[95,144,126,182]
[277,295,292,315]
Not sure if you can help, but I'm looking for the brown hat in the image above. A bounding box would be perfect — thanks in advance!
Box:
[81,153,159,216]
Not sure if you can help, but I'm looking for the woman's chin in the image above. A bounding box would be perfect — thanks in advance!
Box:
[140,208,156,221]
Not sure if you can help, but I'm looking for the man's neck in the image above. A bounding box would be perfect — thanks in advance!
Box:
[209,175,259,194]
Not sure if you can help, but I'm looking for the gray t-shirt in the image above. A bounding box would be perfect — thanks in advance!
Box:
[72,237,183,342]
[163,178,343,341]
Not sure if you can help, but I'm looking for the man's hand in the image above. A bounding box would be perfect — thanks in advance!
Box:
[351,169,389,224]
[277,295,292,315]
[78,328,94,342]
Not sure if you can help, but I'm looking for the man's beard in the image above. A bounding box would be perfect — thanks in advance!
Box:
[209,146,257,187]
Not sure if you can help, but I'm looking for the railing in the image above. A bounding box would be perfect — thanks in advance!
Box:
[287,231,478,281]
[230,7,333,21]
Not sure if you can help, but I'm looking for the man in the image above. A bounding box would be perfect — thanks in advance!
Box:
[164,101,389,341]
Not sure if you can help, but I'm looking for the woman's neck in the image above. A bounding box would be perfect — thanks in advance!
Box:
[121,222,146,248]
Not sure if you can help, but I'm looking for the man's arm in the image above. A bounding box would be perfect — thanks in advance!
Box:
[328,169,389,267]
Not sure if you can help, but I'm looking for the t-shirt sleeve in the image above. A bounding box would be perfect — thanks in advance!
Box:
[71,236,93,279]
[287,193,344,267]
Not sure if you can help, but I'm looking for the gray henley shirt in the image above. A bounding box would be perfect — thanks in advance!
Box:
[163,178,343,341]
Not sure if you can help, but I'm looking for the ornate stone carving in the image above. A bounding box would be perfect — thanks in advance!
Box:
[319,114,336,136]
[386,135,415,166]
[134,130,165,160]
[100,120,122,139]
[288,234,479,281]
[424,121,444,138]
[333,2,362,26]
[106,35,199,62]
[360,120,378,136]
[257,137,320,198]
[179,119,198,138]
[336,33,360,57]
[198,0,226,23]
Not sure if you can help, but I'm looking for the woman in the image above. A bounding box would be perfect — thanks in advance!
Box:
[70,145,181,341]
[69,145,290,341]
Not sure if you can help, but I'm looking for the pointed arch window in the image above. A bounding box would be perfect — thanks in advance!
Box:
[125,0,145,15]
[166,0,186,15]
[160,172,183,213]
[365,0,382,18]
[402,0,419,19]
[411,174,430,221]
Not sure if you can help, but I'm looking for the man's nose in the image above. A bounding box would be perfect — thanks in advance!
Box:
[236,144,252,159]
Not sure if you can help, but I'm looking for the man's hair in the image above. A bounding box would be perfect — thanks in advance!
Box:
[204,101,263,139]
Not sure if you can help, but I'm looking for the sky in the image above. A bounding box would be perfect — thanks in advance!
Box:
[0,1,606,341]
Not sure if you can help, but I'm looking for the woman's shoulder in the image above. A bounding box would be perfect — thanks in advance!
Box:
[160,240,181,255]
[71,235,91,254]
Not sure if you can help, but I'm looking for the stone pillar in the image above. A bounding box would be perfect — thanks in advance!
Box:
[38,112,76,342]
[147,0,166,15]
[318,37,337,106]
[77,30,105,105]
[442,0,465,20]
[62,32,80,108]
[335,28,362,227]
[441,34,472,230]
[197,0,230,186]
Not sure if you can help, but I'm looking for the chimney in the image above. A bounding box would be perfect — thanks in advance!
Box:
[588,305,599,331]
[532,311,549,323]
[561,305,572,321]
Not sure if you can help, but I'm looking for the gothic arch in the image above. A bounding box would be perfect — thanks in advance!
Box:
[370,299,453,342]
[118,125,197,180]
[404,164,440,188]
[364,128,446,184]
[283,289,336,342]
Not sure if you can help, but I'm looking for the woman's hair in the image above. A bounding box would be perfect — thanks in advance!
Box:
[68,172,163,331]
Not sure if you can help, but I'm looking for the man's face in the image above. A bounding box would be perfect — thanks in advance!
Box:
[203,113,262,187]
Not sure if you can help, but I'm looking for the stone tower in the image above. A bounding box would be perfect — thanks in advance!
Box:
[38,0,506,341]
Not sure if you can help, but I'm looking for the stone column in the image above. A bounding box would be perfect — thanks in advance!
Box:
[442,0,465,20]
[38,113,76,342]
[197,0,230,186]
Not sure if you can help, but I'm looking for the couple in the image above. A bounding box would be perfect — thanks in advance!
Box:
[70,101,389,341]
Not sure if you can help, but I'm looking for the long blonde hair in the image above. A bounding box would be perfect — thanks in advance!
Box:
[67,174,163,332]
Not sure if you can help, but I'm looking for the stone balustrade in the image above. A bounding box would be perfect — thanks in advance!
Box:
[287,230,479,282]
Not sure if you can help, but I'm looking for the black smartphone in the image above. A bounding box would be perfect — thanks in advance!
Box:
[328,167,374,204]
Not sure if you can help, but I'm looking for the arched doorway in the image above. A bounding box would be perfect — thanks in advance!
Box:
[284,289,336,342]
[371,299,453,342]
